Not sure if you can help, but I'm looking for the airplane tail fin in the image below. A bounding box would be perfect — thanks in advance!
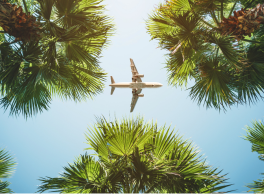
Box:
[110,76,115,95]
[110,76,115,84]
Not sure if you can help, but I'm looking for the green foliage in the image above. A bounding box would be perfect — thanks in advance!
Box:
[0,0,114,117]
[242,119,264,192]
[38,115,233,193]
[246,175,264,193]
[38,153,121,193]
[243,119,264,160]
[0,181,13,193]
[239,0,264,9]
[0,148,16,193]
[189,56,237,111]
[146,0,264,111]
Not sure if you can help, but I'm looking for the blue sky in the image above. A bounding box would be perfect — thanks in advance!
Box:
[1,0,264,192]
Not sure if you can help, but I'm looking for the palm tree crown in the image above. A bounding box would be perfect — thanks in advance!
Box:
[38,115,233,193]
[146,0,264,111]
[0,0,114,117]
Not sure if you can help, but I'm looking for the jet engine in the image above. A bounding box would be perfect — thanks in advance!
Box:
[137,94,144,97]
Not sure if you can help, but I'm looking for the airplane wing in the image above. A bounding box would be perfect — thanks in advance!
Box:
[130,88,142,112]
[130,58,142,83]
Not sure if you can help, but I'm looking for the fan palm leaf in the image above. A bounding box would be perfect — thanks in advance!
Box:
[242,119,264,192]
[38,153,121,193]
[189,55,238,110]
[0,180,13,193]
[235,63,264,105]
[246,175,264,193]
[0,148,16,179]
[243,119,264,159]
[0,148,16,193]
[85,116,155,160]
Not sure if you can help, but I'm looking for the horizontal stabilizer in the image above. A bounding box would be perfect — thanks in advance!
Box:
[111,86,115,95]
[110,76,115,84]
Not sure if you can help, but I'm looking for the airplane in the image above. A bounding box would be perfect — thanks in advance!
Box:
[109,58,163,112]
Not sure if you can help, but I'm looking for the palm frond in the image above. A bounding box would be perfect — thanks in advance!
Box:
[38,153,120,193]
[189,56,237,111]
[242,119,264,192]
[206,32,241,66]
[246,175,264,193]
[85,116,154,159]
[36,0,55,20]
[0,180,13,193]
[0,82,51,118]
[235,63,264,105]
[0,148,16,193]
[243,119,264,155]
[0,148,16,179]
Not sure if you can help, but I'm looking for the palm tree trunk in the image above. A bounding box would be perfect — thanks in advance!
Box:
[219,3,264,40]
[0,0,40,42]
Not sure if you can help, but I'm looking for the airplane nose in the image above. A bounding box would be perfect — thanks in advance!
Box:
[158,83,163,87]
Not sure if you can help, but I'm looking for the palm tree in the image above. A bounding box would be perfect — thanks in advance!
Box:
[146,0,264,111]
[242,119,264,192]
[0,148,16,193]
[38,115,233,193]
[0,0,114,118]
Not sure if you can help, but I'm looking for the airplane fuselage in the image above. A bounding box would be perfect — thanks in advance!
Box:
[109,82,162,89]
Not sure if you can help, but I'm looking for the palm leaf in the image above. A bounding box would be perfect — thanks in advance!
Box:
[0,149,16,179]
[0,180,13,193]
[0,148,16,193]
[246,174,264,193]
[38,153,120,193]
[85,116,154,159]
[189,56,237,110]
[235,63,264,105]
[242,119,264,192]
[243,120,264,155]
[206,32,241,66]
[36,0,55,20]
